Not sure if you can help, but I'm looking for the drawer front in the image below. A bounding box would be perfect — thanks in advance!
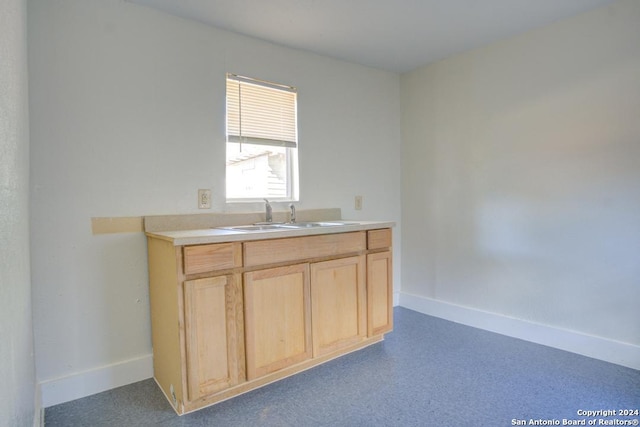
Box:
[244,232,366,267]
[183,242,242,275]
[367,229,392,250]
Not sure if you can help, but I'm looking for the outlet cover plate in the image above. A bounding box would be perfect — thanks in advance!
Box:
[355,195,363,210]
[198,189,212,209]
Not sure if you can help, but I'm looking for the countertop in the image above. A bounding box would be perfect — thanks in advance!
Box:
[145,220,395,246]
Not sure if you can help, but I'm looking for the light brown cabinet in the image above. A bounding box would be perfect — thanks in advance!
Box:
[183,274,244,399]
[367,229,393,335]
[310,255,366,357]
[367,251,393,336]
[244,264,312,380]
[147,228,393,415]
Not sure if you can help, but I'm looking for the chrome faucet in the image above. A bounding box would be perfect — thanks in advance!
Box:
[289,203,296,223]
[263,198,272,223]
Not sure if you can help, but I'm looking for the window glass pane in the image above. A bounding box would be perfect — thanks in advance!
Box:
[225,74,298,201]
[226,142,292,200]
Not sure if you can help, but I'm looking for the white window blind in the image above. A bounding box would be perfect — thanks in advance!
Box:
[226,74,297,148]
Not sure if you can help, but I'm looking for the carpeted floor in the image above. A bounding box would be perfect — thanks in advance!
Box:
[44,307,640,426]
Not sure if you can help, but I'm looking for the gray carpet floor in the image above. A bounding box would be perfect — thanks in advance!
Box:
[45,307,640,426]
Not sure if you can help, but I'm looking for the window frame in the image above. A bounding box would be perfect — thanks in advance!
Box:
[225,74,299,203]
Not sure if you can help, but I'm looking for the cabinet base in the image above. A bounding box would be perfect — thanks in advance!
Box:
[161,335,385,415]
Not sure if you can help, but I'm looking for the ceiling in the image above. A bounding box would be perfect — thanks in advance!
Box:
[128,0,618,73]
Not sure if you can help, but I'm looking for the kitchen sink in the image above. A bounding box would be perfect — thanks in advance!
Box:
[218,224,285,231]
[217,221,356,232]
[278,221,351,228]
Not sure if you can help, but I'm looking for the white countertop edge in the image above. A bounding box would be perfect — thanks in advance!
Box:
[145,220,395,246]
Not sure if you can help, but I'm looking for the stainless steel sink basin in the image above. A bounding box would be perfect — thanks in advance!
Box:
[217,221,356,232]
[218,224,285,231]
[278,221,351,228]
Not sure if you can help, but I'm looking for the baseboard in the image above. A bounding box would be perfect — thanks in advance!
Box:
[35,407,44,427]
[36,296,638,408]
[34,382,43,427]
[399,292,640,371]
[39,354,153,408]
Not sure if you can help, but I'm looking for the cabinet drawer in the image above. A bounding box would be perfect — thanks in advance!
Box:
[367,229,392,250]
[183,243,242,275]
[244,232,366,267]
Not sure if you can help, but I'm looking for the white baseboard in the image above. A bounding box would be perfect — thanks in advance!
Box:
[399,292,640,371]
[35,295,639,408]
[34,382,43,427]
[39,354,153,408]
[34,407,44,427]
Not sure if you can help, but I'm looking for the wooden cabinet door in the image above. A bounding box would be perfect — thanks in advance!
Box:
[367,251,393,336]
[310,255,366,357]
[244,264,312,380]
[183,274,244,401]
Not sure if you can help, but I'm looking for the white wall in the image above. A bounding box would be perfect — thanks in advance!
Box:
[0,0,37,425]
[28,0,401,406]
[401,0,640,368]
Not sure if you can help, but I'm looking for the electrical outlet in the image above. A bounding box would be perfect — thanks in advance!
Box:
[355,195,363,210]
[198,189,212,209]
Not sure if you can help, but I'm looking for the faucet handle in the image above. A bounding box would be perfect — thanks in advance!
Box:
[288,203,296,223]
[263,199,272,223]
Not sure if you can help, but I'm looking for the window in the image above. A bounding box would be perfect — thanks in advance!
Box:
[226,74,299,201]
